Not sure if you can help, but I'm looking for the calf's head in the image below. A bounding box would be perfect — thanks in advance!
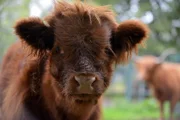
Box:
[15,2,149,105]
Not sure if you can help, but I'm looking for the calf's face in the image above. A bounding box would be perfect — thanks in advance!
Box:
[14,2,149,105]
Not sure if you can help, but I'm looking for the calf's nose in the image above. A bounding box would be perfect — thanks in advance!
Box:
[74,74,96,94]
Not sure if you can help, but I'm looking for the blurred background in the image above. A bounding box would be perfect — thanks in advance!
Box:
[0,0,180,120]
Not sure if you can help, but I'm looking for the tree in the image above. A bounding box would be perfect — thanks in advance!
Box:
[0,0,30,61]
[94,0,180,55]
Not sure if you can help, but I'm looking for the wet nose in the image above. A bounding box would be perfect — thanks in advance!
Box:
[74,74,96,94]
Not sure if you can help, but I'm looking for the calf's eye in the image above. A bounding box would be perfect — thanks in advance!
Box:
[54,46,64,55]
[55,47,60,53]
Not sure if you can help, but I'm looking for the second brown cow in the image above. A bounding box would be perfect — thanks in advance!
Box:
[135,55,180,120]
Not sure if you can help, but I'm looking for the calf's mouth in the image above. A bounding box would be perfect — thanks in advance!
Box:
[70,94,101,105]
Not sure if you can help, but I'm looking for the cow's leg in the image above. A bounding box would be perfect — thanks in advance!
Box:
[169,98,178,120]
[159,100,164,120]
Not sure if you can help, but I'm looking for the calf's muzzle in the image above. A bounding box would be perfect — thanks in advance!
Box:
[74,73,96,94]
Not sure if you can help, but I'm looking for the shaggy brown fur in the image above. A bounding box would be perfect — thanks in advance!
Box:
[135,56,180,120]
[0,1,149,120]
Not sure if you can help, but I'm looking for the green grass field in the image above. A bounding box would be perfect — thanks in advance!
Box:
[102,96,169,120]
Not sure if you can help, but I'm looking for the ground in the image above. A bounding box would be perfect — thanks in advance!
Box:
[103,95,180,120]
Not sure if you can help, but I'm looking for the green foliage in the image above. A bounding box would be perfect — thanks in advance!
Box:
[0,0,30,61]
[94,0,180,55]
[94,0,123,5]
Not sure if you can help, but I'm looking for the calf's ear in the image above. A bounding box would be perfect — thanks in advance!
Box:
[14,17,54,51]
[111,20,149,63]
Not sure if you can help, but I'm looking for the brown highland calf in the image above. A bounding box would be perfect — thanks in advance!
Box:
[0,1,149,120]
[135,53,180,120]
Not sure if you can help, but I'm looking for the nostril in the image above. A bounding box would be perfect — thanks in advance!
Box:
[88,76,96,86]
[74,76,81,83]
[74,76,81,87]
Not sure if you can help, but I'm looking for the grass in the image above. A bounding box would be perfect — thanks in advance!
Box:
[102,96,169,120]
